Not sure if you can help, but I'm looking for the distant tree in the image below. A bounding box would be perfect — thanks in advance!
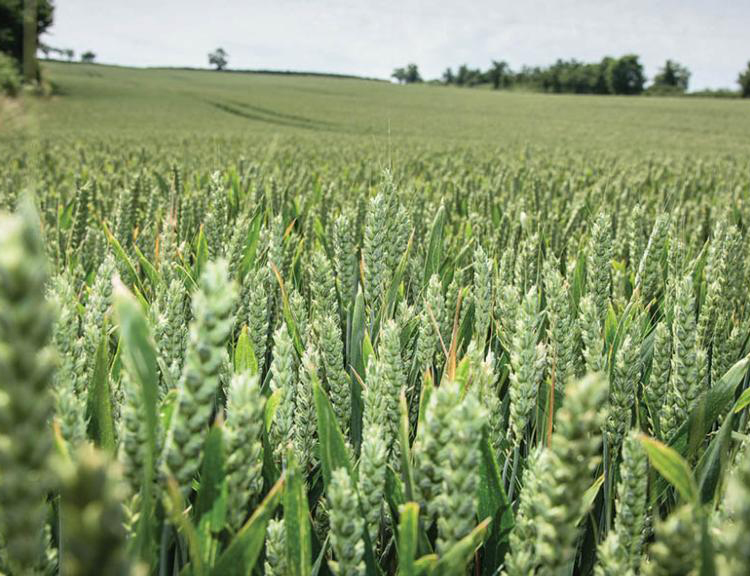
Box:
[455,64,482,87]
[80,51,96,63]
[64,48,74,62]
[208,48,228,71]
[404,63,422,83]
[652,59,690,92]
[488,60,512,90]
[392,63,422,84]
[593,57,614,94]
[739,62,750,98]
[0,0,55,67]
[607,54,645,95]
[442,67,454,84]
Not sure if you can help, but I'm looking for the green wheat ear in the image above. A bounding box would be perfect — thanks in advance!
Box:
[536,373,608,574]
[436,386,487,554]
[268,322,298,465]
[161,259,237,496]
[327,468,366,576]
[59,446,131,576]
[264,517,287,576]
[508,285,546,448]
[0,198,57,574]
[641,506,699,576]
[224,372,265,531]
[50,272,88,446]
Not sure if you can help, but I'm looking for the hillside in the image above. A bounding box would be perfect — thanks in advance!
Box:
[9,61,749,156]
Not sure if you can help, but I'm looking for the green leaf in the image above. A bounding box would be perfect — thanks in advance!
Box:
[87,329,115,455]
[580,474,605,524]
[670,355,749,453]
[270,261,304,356]
[423,205,445,287]
[103,221,145,295]
[313,377,353,487]
[194,225,209,280]
[414,555,438,575]
[133,242,162,294]
[699,512,717,576]
[113,281,160,562]
[416,371,434,440]
[211,477,284,576]
[733,384,750,414]
[349,286,366,450]
[397,502,420,576]
[165,478,207,576]
[477,431,513,573]
[239,210,263,280]
[284,449,313,576]
[432,517,491,575]
[696,410,734,505]
[265,388,282,435]
[234,326,258,376]
[398,391,417,502]
[363,331,375,374]
[384,466,406,543]
[639,435,698,503]
[194,424,227,533]
[160,388,179,432]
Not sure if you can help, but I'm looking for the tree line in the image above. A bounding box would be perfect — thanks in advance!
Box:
[394,56,750,98]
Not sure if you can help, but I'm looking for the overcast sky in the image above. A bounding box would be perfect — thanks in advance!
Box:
[45,0,749,90]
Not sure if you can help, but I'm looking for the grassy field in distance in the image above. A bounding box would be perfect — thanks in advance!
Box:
[9,61,749,156]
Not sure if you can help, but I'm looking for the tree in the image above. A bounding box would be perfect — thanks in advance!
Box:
[739,62,750,98]
[652,59,690,92]
[488,60,511,90]
[208,48,228,71]
[392,63,421,84]
[442,67,454,85]
[64,48,74,61]
[607,54,645,95]
[404,63,422,83]
[455,64,482,87]
[80,51,95,63]
[0,0,54,66]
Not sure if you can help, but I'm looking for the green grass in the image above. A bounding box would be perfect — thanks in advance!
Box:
[7,61,750,156]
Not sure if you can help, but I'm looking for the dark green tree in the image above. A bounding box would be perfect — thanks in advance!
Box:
[208,47,228,71]
[80,51,95,63]
[0,0,54,66]
[739,62,750,98]
[392,63,422,84]
[404,63,422,83]
[442,67,454,85]
[653,59,690,92]
[607,54,645,95]
[455,64,482,87]
[488,60,511,90]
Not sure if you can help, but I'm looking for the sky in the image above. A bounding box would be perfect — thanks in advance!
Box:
[45,0,750,90]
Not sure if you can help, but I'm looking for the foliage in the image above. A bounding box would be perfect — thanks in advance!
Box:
[0,52,21,96]
[739,61,750,98]
[208,47,228,71]
[651,59,691,93]
[392,63,422,84]
[0,0,55,65]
